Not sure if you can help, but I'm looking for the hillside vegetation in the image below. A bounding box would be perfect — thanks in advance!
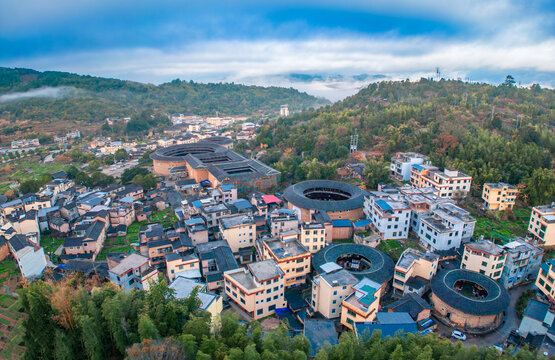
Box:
[254,79,555,204]
[0,67,327,123]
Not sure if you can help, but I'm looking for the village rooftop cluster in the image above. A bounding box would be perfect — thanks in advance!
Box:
[1,135,555,355]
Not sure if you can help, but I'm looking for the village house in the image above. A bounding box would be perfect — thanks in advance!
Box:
[410,165,472,199]
[461,240,506,280]
[310,264,358,319]
[196,240,239,291]
[340,277,383,329]
[482,183,518,211]
[257,235,311,288]
[108,253,160,291]
[223,259,287,320]
[528,204,555,247]
[393,248,439,297]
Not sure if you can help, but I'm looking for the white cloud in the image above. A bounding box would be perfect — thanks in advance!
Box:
[0,86,77,103]
[4,35,555,101]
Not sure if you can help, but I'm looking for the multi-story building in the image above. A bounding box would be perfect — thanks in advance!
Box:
[200,203,231,231]
[410,165,472,199]
[482,183,518,211]
[257,236,311,288]
[108,253,160,291]
[310,266,358,319]
[390,152,428,181]
[299,221,327,253]
[500,238,544,289]
[196,240,239,290]
[185,217,209,245]
[399,186,452,234]
[165,252,200,282]
[528,204,555,247]
[219,214,256,254]
[364,191,411,240]
[417,203,475,251]
[6,234,47,279]
[340,277,383,329]
[269,209,299,237]
[461,240,506,280]
[109,200,135,227]
[536,260,555,304]
[393,248,439,296]
[223,259,287,320]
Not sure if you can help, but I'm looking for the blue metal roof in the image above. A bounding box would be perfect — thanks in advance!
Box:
[375,200,392,211]
[353,219,372,227]
[412,164,425,171]
[355,322,417,340]
[219,184,236,191]
[332,220,352,228]
[192,200,203,208]
[185,217,204,226]
[231,199,253,210]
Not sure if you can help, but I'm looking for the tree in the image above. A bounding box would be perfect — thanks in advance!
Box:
[363,160,390,190]
[114,148,129,161]
[19,282,58,360]
[122,166,150,184]
[504,75,516,86]
[522,168,555,206]
[133,174,158,191]
[138,314,160,341]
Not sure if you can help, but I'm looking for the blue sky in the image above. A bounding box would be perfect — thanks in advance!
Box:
[1,0,554,100]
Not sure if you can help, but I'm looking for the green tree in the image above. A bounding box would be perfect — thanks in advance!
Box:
[19,282,58,360]
[522,168,555,205]
[363,160,390,190]
[114,148,129,161]
[138,314,160,340]
[122,166,150,184]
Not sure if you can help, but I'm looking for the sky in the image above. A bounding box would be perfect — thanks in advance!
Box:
[1,0,554,101]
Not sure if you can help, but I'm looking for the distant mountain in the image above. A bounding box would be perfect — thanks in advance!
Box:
[0,67,329,123]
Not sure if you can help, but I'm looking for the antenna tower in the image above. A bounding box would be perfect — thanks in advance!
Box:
[350,129,359,153]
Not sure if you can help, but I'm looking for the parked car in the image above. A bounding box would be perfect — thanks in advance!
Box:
[451,330,466,341]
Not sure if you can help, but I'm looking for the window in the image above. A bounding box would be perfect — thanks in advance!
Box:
[333,290,338,296]
[268,305,276,312]
[257,309,263,315]
[481,261,488,267]
[331,309,336,314]
[332,300,337,305]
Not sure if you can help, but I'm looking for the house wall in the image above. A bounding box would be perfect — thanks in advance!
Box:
[167,258,200,281]
[431,293,500,329]
[299,226,326,253]
[461,247,506,279]
[221,224,256,253]
[340,297,379,329]
[224,272,287,320]
[311,277,355,319]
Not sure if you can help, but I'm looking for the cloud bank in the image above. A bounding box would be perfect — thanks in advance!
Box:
[1,0,553,100]
[0,87,77,104]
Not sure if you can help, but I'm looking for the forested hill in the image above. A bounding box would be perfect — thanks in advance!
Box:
[255,79,555,203]
[0,67,328,122]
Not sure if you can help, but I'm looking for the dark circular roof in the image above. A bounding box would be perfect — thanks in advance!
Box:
[150,142,227,162]
[312,244,394,284]
[283,180,367,212]
[204,136,234,144]
[431,269,509,316]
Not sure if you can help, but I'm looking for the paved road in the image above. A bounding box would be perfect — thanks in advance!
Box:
[436,283,532,348]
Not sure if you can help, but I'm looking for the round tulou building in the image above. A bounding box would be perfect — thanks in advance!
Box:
[430,269,510,333]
